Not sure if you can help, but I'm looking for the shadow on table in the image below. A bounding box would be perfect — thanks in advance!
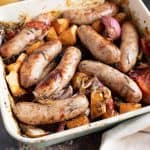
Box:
[19,133,101,150]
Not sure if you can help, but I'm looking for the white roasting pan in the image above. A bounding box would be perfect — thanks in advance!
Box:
[0,0,149,148]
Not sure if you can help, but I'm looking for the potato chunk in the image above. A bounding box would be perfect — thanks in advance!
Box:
[119,103,142,114]
[72,72,89,90]
[19,123,49,138]
[66,115,89,129]
[102,110,119,119]
[6,71,26,97]
[46,27,58,41]
[52,18,70,34]
[26,41,44,54]
[90,90,106,119]
[59,25,78,45]
[6,53,27,72]
[6,53,27,97]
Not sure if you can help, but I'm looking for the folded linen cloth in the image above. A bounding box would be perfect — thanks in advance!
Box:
[100,113,150,150]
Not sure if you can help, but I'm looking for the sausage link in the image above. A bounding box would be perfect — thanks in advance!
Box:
[14,94,89,125]
[34,46,81,98]
[20,40,62,88]
[78,25,120,64]
[0,13,51,58]
[116,22,139,73]
[63,2,118,25]
[79,60,142,103]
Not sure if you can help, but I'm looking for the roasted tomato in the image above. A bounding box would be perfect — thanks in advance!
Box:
[141,37,150,57]
[5,29,16,40]
[26,21,49,31]
[129,67,150,104]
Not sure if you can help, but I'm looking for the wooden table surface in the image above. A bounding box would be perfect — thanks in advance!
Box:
[0,1,149,150]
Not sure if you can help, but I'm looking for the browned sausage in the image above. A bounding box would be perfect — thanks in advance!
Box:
[14,94,89,125]
[63,2,118,25]
[34,46,81,98]
[79,60,142,103]
[116,22,139,73]
[48,85,73,100]
[77,25,120,64]
[20,40,62,88]
[0,13,51,58]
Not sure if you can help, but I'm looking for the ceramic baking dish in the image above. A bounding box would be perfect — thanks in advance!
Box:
[0,0,150,148]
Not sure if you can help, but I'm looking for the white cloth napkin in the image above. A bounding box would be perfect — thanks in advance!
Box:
[100,113,150,150]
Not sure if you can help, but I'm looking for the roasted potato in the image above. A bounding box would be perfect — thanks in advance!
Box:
[102,110,119,119]
[90,85,113,119]
[72,72,89,90]
[119,103,142,114]
[46,27,58,41]
[66,115,89,129]
[45,11,61,21]
[26,40,44,54]
[19,123,49,138]
[90,90,106,119]
[59,25,78,45]
[52,18,70,34]
[6,53,27,97]
[6,53,27,72]
[6,71,26,97]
